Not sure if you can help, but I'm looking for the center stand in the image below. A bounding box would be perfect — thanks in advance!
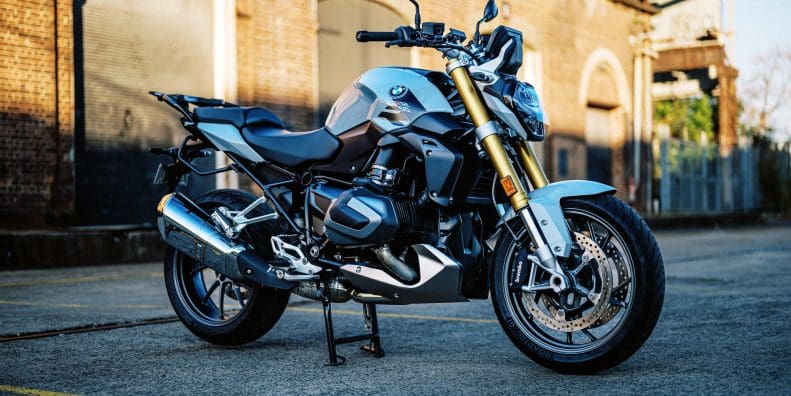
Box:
[320,277,384,366]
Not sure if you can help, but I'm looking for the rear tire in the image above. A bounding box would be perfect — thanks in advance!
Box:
[491,195,664,373]
[164,189,290,346]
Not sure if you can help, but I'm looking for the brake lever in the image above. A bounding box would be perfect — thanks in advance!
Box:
[386,39,415,48]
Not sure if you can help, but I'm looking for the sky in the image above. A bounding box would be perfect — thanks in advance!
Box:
[730,0,790,140]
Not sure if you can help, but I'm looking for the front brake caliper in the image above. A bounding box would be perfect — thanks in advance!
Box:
[509,249,532,292]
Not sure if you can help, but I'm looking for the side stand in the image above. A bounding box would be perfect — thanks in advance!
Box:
[321,279,384,366]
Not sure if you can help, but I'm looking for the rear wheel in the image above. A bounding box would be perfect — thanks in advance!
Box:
[164,189,290,346]
[491,195,664,373]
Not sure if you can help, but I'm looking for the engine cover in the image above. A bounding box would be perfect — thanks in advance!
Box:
[324,188,400,246]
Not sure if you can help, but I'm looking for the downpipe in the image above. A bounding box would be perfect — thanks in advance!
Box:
[156,193,294,290]
[373,245,418,284]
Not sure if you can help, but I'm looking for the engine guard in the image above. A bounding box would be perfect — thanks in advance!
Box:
[498,180,616,258]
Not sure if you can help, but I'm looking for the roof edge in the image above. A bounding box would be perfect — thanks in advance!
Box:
[612,0,660,14]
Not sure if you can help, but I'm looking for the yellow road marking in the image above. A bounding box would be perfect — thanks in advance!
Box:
[287,306,498,324]
[0,272,161,289]
[0,384,77,396]
[0,300,166,310]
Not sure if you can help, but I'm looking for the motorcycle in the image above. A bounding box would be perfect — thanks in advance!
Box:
[149,0,664,373]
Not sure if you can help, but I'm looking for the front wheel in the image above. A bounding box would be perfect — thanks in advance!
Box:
[491,195,664,373]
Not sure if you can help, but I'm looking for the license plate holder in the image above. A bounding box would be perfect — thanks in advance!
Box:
[152,164,189,186]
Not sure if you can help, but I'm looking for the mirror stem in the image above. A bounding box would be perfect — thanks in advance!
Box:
[409,0,421,30]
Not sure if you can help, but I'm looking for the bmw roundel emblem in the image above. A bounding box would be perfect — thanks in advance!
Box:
[390,84,408,98]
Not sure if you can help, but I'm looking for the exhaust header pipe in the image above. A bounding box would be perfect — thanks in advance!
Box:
[156,193,293,290]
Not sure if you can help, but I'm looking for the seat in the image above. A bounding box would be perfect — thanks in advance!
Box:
[194,107,284,129]
[241,125,341,168]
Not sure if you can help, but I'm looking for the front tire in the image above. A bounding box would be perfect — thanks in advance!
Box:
[163,189,290,346]
[491,195,664,373]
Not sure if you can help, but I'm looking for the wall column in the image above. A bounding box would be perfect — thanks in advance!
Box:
[213,0,239,189]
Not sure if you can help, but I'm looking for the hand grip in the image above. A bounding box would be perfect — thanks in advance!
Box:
[356,30,399,42]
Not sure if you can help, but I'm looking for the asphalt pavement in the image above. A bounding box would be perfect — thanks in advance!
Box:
[0,225,789,395]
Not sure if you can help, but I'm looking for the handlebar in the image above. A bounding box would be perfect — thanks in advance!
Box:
[356,30,399,42]
[355,26,481,61]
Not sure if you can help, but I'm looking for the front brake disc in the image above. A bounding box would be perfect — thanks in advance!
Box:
[590,232,631,327]
[522,232,612,332]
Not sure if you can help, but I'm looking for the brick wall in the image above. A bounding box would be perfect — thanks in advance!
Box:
[0,0,74,227]
[0,0,654,227]
[237,0,319,131]
[235,0,650,137]
[185,0,653,202]
[77,0,216,225]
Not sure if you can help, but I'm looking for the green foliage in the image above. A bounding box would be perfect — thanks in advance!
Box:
[737,98,771,138]
[654,96,715,142]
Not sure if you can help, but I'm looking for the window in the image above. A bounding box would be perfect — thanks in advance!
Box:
[558,148,569,178]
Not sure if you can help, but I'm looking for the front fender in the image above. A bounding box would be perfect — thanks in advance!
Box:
[525,180,615,257]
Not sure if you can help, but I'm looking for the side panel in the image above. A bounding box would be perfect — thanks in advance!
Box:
[397,132,463,207]
[197,122,264,163]
[311,122,384,175]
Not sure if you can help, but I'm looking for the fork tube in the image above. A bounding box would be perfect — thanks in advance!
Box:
[447,58,565,287]
[515,140,549,189]
[447,59,528,211]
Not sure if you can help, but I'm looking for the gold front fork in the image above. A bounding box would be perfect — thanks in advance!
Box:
[448,58,566,288]
[447,61,530,211]
[515,140,548,189]
[446,59,570,292]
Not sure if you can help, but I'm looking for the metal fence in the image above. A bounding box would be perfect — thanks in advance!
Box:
[657,138,760,214]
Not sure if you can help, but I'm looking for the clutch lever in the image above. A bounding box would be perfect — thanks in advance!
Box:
[385,39,411,48]
[149,147,179,158]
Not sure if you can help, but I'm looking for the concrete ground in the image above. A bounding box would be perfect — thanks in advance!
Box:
[0,225,789,395]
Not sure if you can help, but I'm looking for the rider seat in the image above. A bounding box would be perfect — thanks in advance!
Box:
[194,107,340,168]
[194,107,284,129]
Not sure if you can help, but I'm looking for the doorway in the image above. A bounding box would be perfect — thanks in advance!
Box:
[585,106,615,185]
[318,0,411,124]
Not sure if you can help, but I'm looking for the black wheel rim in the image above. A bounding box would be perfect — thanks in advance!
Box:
[171,249,253,327]
[502,207,636,354]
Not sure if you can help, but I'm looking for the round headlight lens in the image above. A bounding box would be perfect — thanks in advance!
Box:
[510,81,548,141]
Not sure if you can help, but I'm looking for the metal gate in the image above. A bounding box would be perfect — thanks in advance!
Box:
[657,137,759,214]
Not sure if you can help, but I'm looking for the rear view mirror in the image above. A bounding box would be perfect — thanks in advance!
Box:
[483,0,499,22]
[475,0,499,42]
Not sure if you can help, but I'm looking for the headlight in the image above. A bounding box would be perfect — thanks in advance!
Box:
[505,81,548,141]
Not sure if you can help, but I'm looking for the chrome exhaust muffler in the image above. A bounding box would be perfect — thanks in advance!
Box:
[156,193,293,290]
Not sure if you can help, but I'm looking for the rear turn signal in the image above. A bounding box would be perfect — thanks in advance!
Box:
[157,193,175,215]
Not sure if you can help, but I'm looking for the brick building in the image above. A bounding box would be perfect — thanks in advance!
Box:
[1,0,657,227]
[1,0,74,226]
